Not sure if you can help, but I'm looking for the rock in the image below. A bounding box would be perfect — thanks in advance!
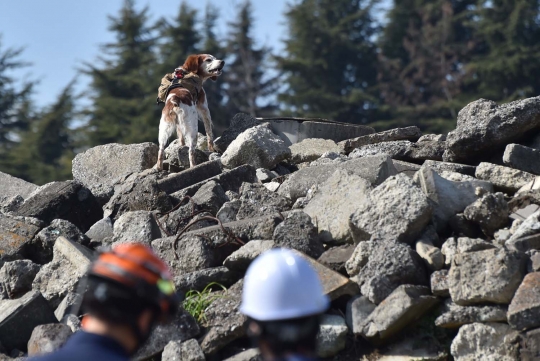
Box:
[476,162,535,192]
[104,171,173,221]
[358,285,439,343]
[346,240,428,304]
[272,211,325,259]
[164,140,209,170]
[506,210,540,249]
[134,306,200,361]
[216,200,241,224]
[530,253,540,272]
[415,238,444,271]
[448,248,526,305]
[430,269,449,297]
[289,138,340,164]
[508,272,540,331]
[317,245,355,274]
[316,314,348,358]
[348,140,412,159]
[214,113,259,153]
[338,126,422,154]
[1,194,24,214]
[54,292,81,322]
[27,323,71,356]
[449,213,483,238]
[0,290,57,351]
[510,204,540,221]
[517,176,540,194]
[157,160,223,195]
[423,160,476,176]
[255,168,274,183]
[32,219,89,264]
[112,211,161,246]
[444,97,540,163]
[236,183,291,220]
[417,166,492,232]
[32,237,94,308]
[223,240,275,271]
[346,295,377,334]
[0,171,38,205]
[221,124,291,170]
[278,155,397,201]
[0,260,40,299]
[84,217,113,244]
[375,336,448,360]
[456,237,497,253]
[223,348,261,361]
[450,322,519,361]
[72,142,158,204]
[392,160,422,178]
[199,280,247,355]
[304,169,371,244]
[174,266,241,294]
[520,328,540,361]
[463,192,509,237]
[441,237,458,266]
[162,339,205,361]
[418,133,446,142]
[0,214,44,267]
[404,141,446,161]
[435,298,507,328]
[503,143,540,175]
[263,181,280,192]
[349,173,432,244]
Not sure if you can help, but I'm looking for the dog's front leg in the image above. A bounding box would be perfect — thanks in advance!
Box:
[197,90,215,152]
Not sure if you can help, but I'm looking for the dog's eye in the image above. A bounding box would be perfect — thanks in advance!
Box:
[205,58,212,62]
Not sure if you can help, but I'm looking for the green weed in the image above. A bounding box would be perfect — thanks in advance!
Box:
[182,282,227,323]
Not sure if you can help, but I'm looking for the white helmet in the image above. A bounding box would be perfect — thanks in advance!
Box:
[240,248,329,321]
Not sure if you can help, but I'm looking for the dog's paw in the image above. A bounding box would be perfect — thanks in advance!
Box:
[207,140,216,153]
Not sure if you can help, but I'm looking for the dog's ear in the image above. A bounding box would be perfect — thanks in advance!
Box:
[183,55,202,73]
[210,76,218,82]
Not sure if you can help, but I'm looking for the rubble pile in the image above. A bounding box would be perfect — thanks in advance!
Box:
[3,96,540,360]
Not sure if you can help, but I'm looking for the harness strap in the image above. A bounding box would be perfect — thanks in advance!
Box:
[164,77,200,104]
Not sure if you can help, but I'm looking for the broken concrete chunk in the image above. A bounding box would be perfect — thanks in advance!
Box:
[463,192,509,236]
[213,113,259,153]
[415,237,444,271]
[158,160,223,195]
[273,211,325,259]
[349,140,412,159]
[423,160,476,177]
[0,171,38,203]
[435,298,507,328]
[162,339,205,361]
[164,140,208,171]
[316,314,347,358]
[223,240,275,272]
[508,272,540,331]
[338,126,422,154]
[32,219,90,265]
[317,244,355,274]
[85,217,113,243]
[191,180,228,215]
[430,269,449,297]
[476,162,535,192]
[290,138,340,164]
[346,295,377,334]
[503,143,540,175]
[27,323,72,356]
[174,266,241,294]
[236,182,291,221]
[0,214,44,267]
[112,211,162,247]
[0,260,40,299]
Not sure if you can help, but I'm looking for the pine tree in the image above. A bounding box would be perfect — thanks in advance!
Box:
[224,0,277,117]
[84,0,160,146]
[276,0,379,123]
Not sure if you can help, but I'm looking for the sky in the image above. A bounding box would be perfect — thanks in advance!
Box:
[0,0,289,108]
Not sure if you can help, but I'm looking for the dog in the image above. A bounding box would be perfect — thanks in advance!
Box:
[154,54,225,170]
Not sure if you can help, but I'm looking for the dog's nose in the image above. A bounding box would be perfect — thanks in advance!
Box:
[220,60,225,66]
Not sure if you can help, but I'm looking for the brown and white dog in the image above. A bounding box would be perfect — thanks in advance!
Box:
[154,54,225,170]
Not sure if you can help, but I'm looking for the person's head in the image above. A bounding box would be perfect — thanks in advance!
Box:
[240,248,329,360]
[80,243,179,354]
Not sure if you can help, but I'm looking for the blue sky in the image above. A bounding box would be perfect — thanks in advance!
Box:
[0,0,289,108]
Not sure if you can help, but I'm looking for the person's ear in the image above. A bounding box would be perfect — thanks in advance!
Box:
[137,309,155,333]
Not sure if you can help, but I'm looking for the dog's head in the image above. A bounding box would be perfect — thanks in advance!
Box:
[182,54,224,81]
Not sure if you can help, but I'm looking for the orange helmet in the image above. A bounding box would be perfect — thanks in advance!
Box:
[85,243,179,322]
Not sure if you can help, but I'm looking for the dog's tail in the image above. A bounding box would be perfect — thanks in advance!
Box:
[164,94,181,122]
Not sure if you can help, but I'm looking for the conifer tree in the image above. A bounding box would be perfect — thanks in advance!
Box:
[224,0,277,117]
[276,0,379,123]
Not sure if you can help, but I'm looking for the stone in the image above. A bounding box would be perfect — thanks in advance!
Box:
[346,295,377,334]
[272,211,325,259]
[392,159,422,178]
[0,214,44,267]
[214,113,259,153]
[463,192,509,236]
[435,298,507,328]
[1,194,24,214]
[216,200,241,224]
[278,155,397,201]
[508,272,540,331]
[157,160,223,195]
[0,291,57,351]
[0,260,40,299]
[448,248,527,305]
[112,211,161,246]
[164,140,209,170]
[456,237,496,254]
[0,171,38,204]
[84,217,113,243]
[450,322,519,361]
[449,213,483,238]
[236,182,291,220]
[346,240,428,304]
[476,162,535,192]
[134,306,200,361]
[32,219,90,264]
[530,253,540,272]
[503,143,540,175]
[520,328,540,361]
[506,210,540,247]
[199,280,247,355]
[263,181,280,192]
[404,141,446,161]
[255,168,274,183]
[316,314,348,358]
[423,160,476,176]
[415,237,444,271]
[104,171,173,221]
[54,292,81,322]
[375,336,448,361]
[27,323,71,356]
[517,176,540,195]
[418,133,446,142]
[430,269,449,297]
[304,169,371,244]
[348,140,412,159]
[221,124,291,170]
[317,244,355,274]
[223,348,261,361]
[72,142,158,204]
[358,285,439,342]
[510,204,540,221]
[444,97,540,163]
[162,339,205,361]
[14,181,102,233]
[174,266,241,294]
[349,173,432,244]
[223,240,275,271]
[32,237,94,308]
[338,126,422,154]
[289,138,340,164]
